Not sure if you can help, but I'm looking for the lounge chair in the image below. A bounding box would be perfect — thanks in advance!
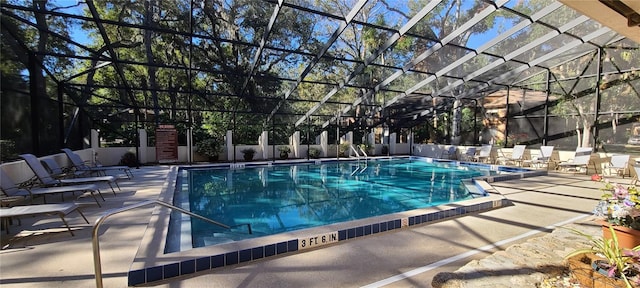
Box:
[461,147,476,162]
[40,158,87,179]
[61,148,133,179]
[1,168,103,206]
[633,164,640,185]
[603,154,630,178]
[557,147,594,174]
[524,146,554,169]
[441,146,456,160]
[0,203,88,236]
[496,145,526,166]
[474,144,493,163]
[19,154,120,196]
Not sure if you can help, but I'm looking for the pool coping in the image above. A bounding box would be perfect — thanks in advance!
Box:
[127,157,547,286]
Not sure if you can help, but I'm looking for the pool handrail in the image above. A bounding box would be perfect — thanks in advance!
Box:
[349,145,361,159]
[92,199,252,288]
[357,145,368,158]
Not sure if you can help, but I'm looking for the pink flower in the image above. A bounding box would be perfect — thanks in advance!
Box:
[615,184,629,198]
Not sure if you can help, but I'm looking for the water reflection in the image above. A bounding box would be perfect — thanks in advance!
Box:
[183,159,491,247]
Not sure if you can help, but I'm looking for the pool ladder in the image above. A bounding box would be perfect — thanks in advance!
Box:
[92,200,252,288]
[349,145,368,160]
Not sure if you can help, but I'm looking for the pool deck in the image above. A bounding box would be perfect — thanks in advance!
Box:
[0,163,621,287]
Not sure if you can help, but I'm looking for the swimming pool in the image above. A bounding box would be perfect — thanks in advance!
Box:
[171,157,504,250]
[129,157,541,286]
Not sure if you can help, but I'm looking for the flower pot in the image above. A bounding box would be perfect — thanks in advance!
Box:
[600,222,640,249]
[567,253,598,287]
[567,255,634,288]
[279,151,288,159]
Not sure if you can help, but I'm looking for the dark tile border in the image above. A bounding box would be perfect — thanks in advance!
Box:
[129,196,511,286]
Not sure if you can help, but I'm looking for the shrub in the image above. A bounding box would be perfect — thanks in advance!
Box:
[195,138,222,158]
[308,147,320,159]
[119,151,139,167]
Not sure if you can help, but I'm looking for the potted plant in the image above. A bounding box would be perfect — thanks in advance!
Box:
[278,146,291,159]
[119,151,139,167]
[593,180,640,248]
[381,144,389,155]
[241,148,256,161]
[195,138,222,162]
[565,226,640,287]
[308,147,320,159]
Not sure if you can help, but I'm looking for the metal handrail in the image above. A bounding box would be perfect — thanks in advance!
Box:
[92,199,251,288]
[349,145,361,159]
[357,146,368,158]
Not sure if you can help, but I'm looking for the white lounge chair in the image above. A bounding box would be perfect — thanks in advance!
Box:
[461,147,476,162]
[474,144,493,163]
[604,154,630,178]
[40,158,87,179]
[441,146,456,159]
[557,147,594,174]
[496,145,526,166]
[1,168,104,206]
[633,164,640,185]
[524,145,554,169]
[0,203,88,236]
[19,154,120,196]
[61,148,133,179]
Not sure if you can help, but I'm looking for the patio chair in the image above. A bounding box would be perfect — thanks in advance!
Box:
[0,168,103,206]
[19,154,120,196]
[61,148,133,179]
[441,146,456,160]
[474,144,493,163]
[557,147,594,175]
[0,203,89,236]
[603,154,630,178]
[496,145,526,166]
[40,158,87,179]
[633,164,640,185]
[524,146,554,169]
[461,147,476,162]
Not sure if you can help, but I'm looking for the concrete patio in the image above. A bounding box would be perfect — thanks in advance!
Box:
[0,164,620,287]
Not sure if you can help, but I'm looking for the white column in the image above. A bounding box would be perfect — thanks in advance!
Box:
[292,131,300,158]
[139,128,148,163]
[226,130,233,162]
[390,132,397,155]
[367,131,375,146]
[345,131,353,145]
[186,127,192,163]
[261,131,269,160]
[321,130,328,157]
[91,129,100,149]
[345,131,354,157]
[408,132,414,155]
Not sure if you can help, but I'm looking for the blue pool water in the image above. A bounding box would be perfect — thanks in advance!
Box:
[173,158,501,249]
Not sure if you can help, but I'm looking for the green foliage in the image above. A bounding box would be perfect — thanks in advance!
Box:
[277,146,291,153]
[119,152,139,167]
[0,140,17,162]
[241,147,256,161]
[241,148,256,155]
[381,144,389,155]
[338,142,350,156]
[195,138,222,157]
[565,226,640,286]
[308,147,320,159]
